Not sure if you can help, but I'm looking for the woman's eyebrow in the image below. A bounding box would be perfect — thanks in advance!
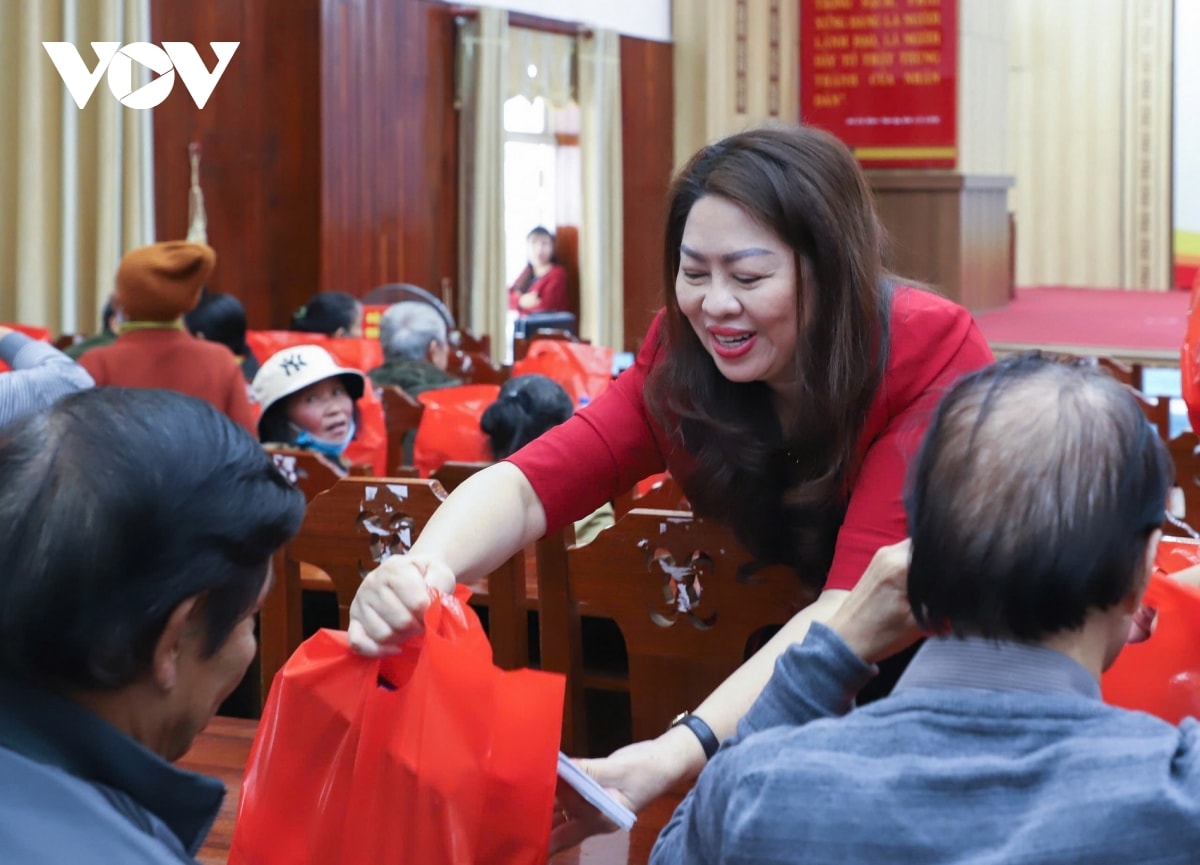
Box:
[680,245,776,264]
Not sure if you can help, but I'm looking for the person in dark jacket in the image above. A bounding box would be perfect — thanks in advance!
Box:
[367,301,461,396]
[0,388,304,864]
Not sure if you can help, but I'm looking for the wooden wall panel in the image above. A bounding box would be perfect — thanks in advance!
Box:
[320,0,459,309]
[151,0,321,329]
[620,36,674,354]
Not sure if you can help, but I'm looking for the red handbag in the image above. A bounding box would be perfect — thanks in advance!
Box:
[229,587,564,864]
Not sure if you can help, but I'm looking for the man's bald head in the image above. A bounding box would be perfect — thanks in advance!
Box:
[905,353,1171,642]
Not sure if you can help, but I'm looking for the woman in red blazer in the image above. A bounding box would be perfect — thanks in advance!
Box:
[508,226,568,314]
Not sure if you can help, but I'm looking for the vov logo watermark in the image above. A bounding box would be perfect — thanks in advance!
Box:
[43,42,239,109]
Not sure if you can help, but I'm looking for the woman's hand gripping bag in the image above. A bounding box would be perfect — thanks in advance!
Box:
[228,587,564,865]
[1102,539,1200,724]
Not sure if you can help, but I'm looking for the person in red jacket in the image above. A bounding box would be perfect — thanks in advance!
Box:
[349,125,994,849]
[79,241,256,434]
[507,226,568,314]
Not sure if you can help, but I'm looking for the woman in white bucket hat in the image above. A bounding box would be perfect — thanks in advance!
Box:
[251,345,366,463]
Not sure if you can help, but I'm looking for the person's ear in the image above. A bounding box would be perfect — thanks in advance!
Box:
[151,594,204,692]
[1143,529,1162,583]
[1123,529,1163,613]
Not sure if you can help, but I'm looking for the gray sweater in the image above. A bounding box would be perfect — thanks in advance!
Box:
[651,624,1200,865]
[0,331,93,430]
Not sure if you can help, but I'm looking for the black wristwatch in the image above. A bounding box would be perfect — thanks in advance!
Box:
[669,711,720,760]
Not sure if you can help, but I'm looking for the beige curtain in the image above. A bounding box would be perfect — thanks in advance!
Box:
[508,28,575,106]
[457,8,509,362]
[577,28,624,350]
[0,0,154,333]
[1008,0,1172,290]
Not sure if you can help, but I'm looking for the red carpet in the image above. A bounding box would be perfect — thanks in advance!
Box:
[973,287,1189,359]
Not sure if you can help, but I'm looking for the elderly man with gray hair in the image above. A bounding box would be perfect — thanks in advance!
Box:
[651,352,1200,865]
[367,301,462,396]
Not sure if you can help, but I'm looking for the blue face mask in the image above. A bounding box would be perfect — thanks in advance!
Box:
[295,420,356,459]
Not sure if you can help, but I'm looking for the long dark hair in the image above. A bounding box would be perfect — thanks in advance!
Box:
[646,125,893,588]
[291,291,360,336]
[512,226,557,295]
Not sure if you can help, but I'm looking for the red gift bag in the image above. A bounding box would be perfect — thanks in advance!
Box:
[1102,538,1200,724]
[229,587,564,865]
[512,339,614,407]
[412,384,501,476]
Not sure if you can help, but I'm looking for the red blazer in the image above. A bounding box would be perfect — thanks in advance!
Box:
[507,287,994,593]
[508,265,568,314]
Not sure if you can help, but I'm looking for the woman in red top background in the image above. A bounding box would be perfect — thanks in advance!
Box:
[348,125,993,849]
[508,226,569,314]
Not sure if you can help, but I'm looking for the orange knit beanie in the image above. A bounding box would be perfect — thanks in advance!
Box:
[116,241,216,322]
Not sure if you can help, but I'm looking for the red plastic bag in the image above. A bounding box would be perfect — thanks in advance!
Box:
[512,339,614,407]
[245,331,384,375]
[229,587,564,865]
[412,384,500,476]
[1102,538,1200,724]
[1182,274,1200,433]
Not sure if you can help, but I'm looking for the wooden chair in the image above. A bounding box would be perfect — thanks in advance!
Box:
[258,448,350,703]
[536,508,816,756]
[513,329,583,362]
[276,477,528,673]
[381,386,425,475]
[452,328,491,356]
[613,474,690,520]
[427,460,492,491]
[448,349,510,385]
[1167,431,1200,536]
[1132,389,1172,441]
[1097,357,1146,392]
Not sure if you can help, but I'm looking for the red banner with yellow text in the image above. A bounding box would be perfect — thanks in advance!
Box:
[801,0,957,168]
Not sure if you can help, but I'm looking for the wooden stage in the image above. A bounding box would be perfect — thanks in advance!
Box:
[180,716,681,865]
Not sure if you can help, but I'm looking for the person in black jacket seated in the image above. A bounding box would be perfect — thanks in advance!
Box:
[0,388,304,864]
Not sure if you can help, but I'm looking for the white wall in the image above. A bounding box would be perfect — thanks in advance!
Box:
[1175,0,1200,247]
[442,0,671,42]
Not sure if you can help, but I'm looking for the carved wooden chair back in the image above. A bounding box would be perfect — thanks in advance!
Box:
[537,508,815,754]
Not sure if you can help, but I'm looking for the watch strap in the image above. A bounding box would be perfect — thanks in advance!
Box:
[671,712,720,760]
